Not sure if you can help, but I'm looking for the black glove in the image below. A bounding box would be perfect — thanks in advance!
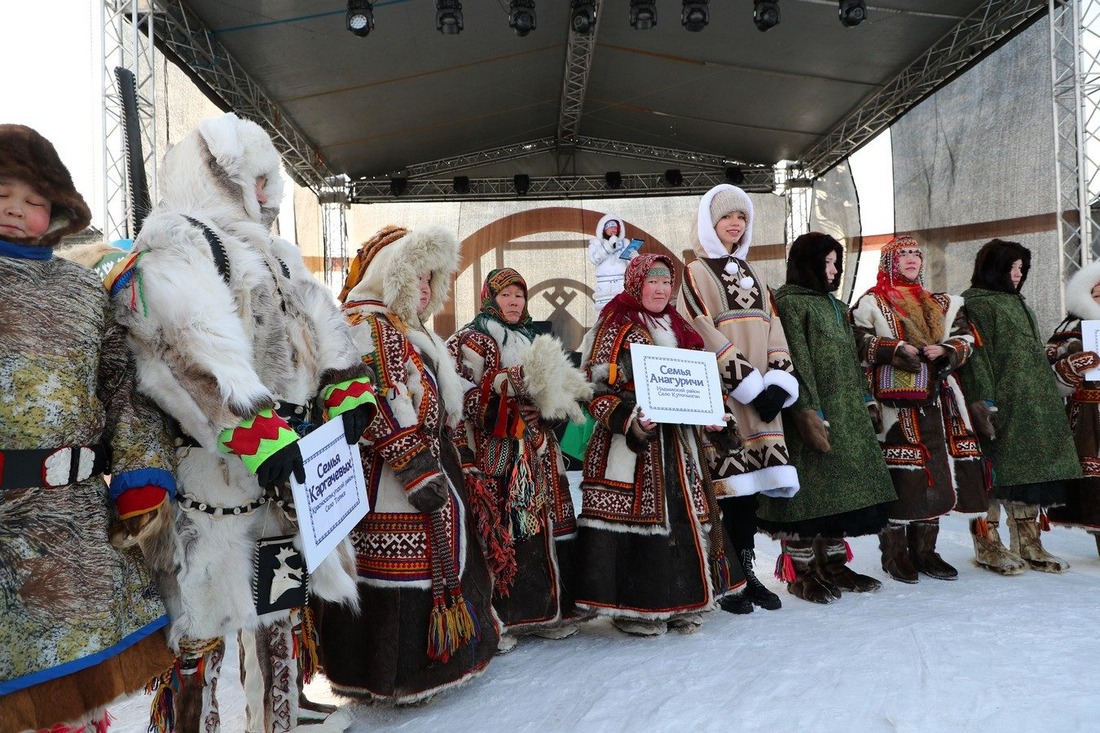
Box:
[341,405,373,445]
[407,475,449,513]
[751,384,788,424]
[256,441,306,488]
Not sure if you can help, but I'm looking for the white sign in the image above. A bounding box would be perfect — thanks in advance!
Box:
[1082,320,1100,382]
[630,343,724,426]
[289,416,370,573]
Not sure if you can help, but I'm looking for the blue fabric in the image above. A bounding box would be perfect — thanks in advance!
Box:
[0,615,169,695]
[0,239,52,260]
[110,467,177,501]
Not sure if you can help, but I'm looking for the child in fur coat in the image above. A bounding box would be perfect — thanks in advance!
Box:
[0,124,177,732]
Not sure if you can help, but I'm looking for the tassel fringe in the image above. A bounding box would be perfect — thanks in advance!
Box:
[427,595,480,664]
[843,539,854,563]
[1039,508,1051,532]
[974,516,990,536]
[774,551,796,582]
[292,605,320,684]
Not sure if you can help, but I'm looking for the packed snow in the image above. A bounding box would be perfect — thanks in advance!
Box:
[107,511,1100,733]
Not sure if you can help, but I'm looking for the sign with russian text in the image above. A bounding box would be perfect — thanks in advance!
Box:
[290,416,370,572]
[630,343,724,426]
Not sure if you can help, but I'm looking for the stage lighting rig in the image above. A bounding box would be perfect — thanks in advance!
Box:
[346,0,374,37]
[681,1,708,32]
[509,0,537,36]
[838,0,867,27]
[570,0,597,34]
[630,1,657,30]
[753,0,779,32]
[436,0,463,34]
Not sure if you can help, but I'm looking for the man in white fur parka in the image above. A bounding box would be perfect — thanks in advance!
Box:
[110,113,375,732]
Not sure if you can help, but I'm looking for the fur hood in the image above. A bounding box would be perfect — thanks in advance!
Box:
[157,113,285,229]
[692,184,754,262]
[786,232,843,293]
[593,213,626,244]
[970,238,1030,293]
[344,226,460,328]
[0,124,91,246]
[1065,258,1100,320]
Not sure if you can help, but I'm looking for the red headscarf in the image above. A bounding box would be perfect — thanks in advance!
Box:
[599,253,704,350]
[870,235,927,317]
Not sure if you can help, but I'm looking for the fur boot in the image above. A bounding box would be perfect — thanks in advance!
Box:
[613,618,667,637]
[907,519,958,580]
[816,537,881,593]
[780,539,839,604]
[239,618,299,733]
[878,523,919,583]
[737,548,782,610]
[970,502,1026,575]
[170,637,225,732]
[1006,504,1070,573]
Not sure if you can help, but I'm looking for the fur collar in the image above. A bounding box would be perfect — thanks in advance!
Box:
[1065,259,1100,320]
[480,317,533,368]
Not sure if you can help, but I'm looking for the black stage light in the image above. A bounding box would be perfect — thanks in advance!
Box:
[605,171,623,190]
[436,0,463,34]
[630,0,657,30]
[838,0,866,27]
[570,0,596,34]
[681,1,708,32]
[753,0,779,32]
[346,0,374,37]
[513,173,531,195]
[663,168,683,187]
[453,176,470,194]
[509,0,537,36]
[389,177,407,196]
[725,166,745,185]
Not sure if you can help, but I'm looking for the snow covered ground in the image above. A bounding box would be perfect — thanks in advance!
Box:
[109,512,1100,733]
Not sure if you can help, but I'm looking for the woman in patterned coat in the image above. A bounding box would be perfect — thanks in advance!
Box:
[318,225,499,703]
[0,125,176,732]
[1045,259,1100,556]
[447,268,590,653]
[577,254,745,637]
[678,184,795,612]
[850,236,991,582]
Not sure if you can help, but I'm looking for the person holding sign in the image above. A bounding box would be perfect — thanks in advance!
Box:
[110,114,373,732]
[319,225,499,703]
[850,236,990,583]
[958,239,1081,574]
[679,183,796,613]
[576,254,746,637]
[447,268,591,653]
[1046,260,1100,558]
[757,233,896,603]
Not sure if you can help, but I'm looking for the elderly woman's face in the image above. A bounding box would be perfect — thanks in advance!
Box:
[494,283,526,324]
[640,274,673,314]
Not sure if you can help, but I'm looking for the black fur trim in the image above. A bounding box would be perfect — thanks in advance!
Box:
[970,239,1031,293]
[786,232,843,293]
[757,502,890,539]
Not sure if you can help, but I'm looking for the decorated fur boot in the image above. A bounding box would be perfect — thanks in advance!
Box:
[907,519,958,580]
[1007,503,1070,573]
[776,539,840,604]
[970,502,1026,575]
[817,537,881,592]
[878,523,918,583]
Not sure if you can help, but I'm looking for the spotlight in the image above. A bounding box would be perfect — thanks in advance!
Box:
[389,177,407,196]
[513,173,531,195]
[570,0,596,34]
[509,0,536,36]
[346,0,374,37]
[753,0,779,32]
[838,0,866,27]
[605,171,623,190]
[681,1,708,32]
[629,1,657,30]
[436,0,463,34]
[453,175,470,194]
[725,166,745,185]
[663,168,683,187]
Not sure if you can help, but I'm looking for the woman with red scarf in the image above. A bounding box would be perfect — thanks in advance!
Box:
[851,236,995,581]
[576,254,745,636]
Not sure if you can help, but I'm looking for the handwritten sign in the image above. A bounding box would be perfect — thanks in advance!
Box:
[289,416,370,572]
[630,343,724,426]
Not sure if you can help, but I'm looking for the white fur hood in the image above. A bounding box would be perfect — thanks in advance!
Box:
[1065,259,1100,321]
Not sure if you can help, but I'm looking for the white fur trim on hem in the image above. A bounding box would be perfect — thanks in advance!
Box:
[730,368,765,404]
[762,369,799,407]
[574,602,712,622]
[714,464,800,498]
[577,515,672,536]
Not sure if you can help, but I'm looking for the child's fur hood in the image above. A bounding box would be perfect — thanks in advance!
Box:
[0,124,91,246]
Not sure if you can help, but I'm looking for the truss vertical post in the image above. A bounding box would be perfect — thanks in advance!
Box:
[102,0,158,242]
[1050,0,1100,309]
[320,176,349,290]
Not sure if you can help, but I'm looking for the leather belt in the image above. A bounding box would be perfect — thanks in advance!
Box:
[0,444,111,491]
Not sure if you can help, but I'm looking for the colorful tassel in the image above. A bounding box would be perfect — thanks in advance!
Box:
[146,666,178,733]
[843,539,854,563]
[774,550,796,582]
[292,605,320,684]
[1039,508,1051,532]
[974,516,989,536]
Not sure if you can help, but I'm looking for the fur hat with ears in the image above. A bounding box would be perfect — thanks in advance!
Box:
[971,238,1031,293]
[341,225,461,326]
[786,231,843,293]
[0,124,91,246]
[158,112,284,227]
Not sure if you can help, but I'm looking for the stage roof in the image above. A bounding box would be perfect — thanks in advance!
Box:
[152,0,1047,201]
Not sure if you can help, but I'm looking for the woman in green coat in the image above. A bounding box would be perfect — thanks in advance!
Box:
[758,232,896,604]
[958,239,1081,573]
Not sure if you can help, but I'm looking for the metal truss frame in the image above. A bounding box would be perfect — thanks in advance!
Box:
[801,0,1049,177]
[102,0,158,242]
[1051,0,1100,291]
[557,1,602,150]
